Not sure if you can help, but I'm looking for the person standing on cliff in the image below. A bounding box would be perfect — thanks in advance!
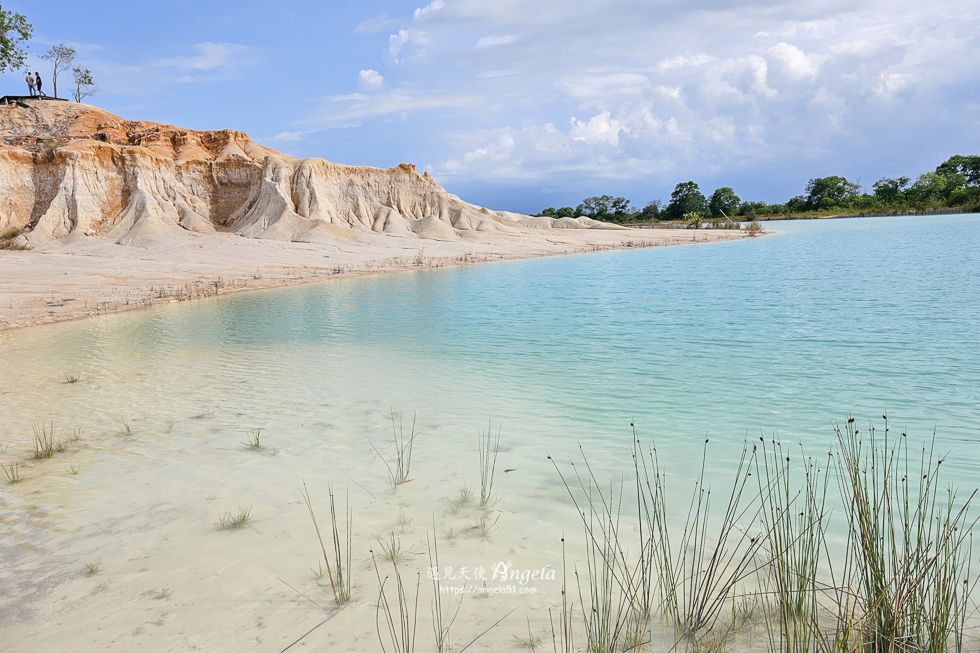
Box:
[34,72,44,96]
[25,71,36,96]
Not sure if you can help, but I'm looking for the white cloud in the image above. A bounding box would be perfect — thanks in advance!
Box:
[463,133,515,163]
[768,42,822,80]
[476,35,516,48]
[154,42,257,72]
[388,29,410,62]
[413,0,444,19]
[387,28,429,65]
[301,0,980,200]
[656,53,715,71]
[68,41,260,95]
[358,69,384,91]
[873,72,909,99]
[308,90,476,129]
[265,131,306,142]
[570,111,623,146]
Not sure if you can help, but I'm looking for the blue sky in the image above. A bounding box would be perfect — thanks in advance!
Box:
[4,0,979,213]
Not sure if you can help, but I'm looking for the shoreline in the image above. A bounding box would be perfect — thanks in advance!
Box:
[752,206,977,221]
[0,227,755,333]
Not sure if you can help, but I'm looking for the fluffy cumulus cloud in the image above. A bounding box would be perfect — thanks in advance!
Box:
[306,0,980,205]
[358,69,385,91]
[570,111,624,147]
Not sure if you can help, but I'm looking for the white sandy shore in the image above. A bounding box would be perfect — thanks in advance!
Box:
[0,226,763,653]
[0,227,752,331]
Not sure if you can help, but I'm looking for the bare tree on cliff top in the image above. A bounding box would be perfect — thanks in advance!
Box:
[40,43,75,99]
[72,67,98,103]
[0,3,33,73]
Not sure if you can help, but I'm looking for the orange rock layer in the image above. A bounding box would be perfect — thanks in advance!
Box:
[0,100,615,248]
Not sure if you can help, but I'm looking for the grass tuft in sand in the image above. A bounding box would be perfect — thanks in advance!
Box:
[242,428,264,450]
[478,419,501,508]
[216,507,252,530]
[369,411,419,490]
[2,461,24,483]
[301,481,352,605]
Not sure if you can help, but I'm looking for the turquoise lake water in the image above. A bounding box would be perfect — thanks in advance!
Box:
[2,214,979,485]
[2,214,980,650]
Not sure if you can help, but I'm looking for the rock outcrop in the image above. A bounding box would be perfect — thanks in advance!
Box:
[0,100,618,248]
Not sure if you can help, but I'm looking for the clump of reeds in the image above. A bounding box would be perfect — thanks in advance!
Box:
[552,432,767,651]
[242,428,264,450]
[473,511,501,541]
[64,372,81,384]
[550,416,980,653]
[550,440,655,653]
[812,417,978,653]
[753,435,830,653]
[373,548,420,653]
[638,436,766,643]
[217,507,252,530]
[2,462,24,483]
[369,412,419,490]
[32,421,68,459]
[329,485,353,603]
[429,523,461,653]
[549,536,575,653]
[301,481,352,605]
[479,419,501,508]
[377,532,416,565]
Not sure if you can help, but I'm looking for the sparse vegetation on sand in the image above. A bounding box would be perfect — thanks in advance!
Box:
[32,421,75,459]
[368,411,419,490]
[242,428,264,449]
[301,482,352,605]
[373,549,420,653]
[478,419,501,508]
[546,417,978,653]
[2,461,24,483]
[216,507,252,530]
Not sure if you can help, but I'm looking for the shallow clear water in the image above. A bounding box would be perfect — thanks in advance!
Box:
[2,213,979,650]
[8,215,978,470]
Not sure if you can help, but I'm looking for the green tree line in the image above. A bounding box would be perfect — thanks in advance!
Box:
[535,155,980,223]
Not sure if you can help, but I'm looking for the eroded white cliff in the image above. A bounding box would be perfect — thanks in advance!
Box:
[0,100,619,249]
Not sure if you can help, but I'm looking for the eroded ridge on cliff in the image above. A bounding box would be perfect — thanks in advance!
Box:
[0,100,619,248]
